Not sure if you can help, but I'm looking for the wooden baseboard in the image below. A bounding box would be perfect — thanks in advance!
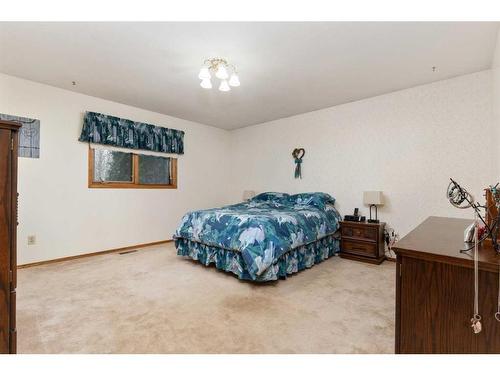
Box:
[18,239,172,269]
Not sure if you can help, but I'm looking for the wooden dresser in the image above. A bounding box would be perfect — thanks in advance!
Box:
[340,221,385,264]
[0,120,20,354]
[394,216,500,354]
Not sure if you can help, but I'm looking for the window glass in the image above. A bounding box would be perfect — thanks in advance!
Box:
[93,149,133,183]
[138,154,171,184]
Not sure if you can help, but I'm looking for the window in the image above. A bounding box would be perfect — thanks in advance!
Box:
[88,148,177,189]
[93,149,133,183]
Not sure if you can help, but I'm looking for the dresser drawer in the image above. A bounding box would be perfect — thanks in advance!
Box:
[342,239,377,257]
[341,225,377,242]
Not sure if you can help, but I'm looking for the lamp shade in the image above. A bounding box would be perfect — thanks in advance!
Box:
[229,73,240,87]
[243,190,256,201]
[219,80,231,92]
[363,191,384,205]
[215,65,229,80]
[198,67,211,80]
[200,78,212,89]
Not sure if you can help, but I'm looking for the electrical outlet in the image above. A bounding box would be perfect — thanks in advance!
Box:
[27,235,36,245]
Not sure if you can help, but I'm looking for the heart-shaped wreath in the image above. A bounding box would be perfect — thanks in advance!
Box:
[292,148,305,179]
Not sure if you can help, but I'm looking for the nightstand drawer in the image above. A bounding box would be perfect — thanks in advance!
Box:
[342,239,377,257]
[341,225,377,242]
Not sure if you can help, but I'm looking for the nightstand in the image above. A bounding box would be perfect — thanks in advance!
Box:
[339,221,386,264]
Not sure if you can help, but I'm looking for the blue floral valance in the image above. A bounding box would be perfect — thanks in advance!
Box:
[78,111,184,154]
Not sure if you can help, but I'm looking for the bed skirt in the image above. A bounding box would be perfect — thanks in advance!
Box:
[175,234,340,282]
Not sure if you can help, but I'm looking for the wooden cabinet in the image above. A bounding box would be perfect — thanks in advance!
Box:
[394,216,500,354]
[340,221,385,264]
[0,120,20,354]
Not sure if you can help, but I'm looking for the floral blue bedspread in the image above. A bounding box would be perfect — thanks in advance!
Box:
[174,192,341,280]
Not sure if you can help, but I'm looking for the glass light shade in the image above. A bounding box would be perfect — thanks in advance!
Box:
[200,78,212,89]
[198,67,211,80]
[229,73,240,87]
[215,64,229,79]
[219,80,230,92]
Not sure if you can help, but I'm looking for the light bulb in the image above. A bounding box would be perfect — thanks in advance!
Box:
[229,73,240,87]
[198,67,211,80]
[219,80,230,92]
[215,64,229,80]
[200,78,212,89]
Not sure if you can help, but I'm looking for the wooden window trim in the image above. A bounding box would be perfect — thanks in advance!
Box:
[88,148,177,189]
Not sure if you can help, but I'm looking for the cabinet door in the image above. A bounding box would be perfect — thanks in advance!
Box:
[399,256,477,353]
[0,129,12,354]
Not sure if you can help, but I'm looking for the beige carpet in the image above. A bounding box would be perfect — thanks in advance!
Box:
[17,243,395,353]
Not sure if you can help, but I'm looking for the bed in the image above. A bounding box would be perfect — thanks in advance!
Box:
[174,192,342,282]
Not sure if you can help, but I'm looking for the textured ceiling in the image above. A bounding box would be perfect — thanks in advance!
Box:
[0,22,498,129]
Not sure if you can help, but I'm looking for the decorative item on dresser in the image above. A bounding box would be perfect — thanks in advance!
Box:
[394,216,500,354]
[340,221,385,264]
[0,120,21,354]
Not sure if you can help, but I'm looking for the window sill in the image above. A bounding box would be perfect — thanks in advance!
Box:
[88,182,177,189]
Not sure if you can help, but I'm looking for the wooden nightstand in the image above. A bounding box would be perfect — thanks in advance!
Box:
[340,221,386,264]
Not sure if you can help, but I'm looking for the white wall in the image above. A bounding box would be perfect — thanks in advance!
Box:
[0,73,232,265]
[1,69,496,264]
[229,71,495,238]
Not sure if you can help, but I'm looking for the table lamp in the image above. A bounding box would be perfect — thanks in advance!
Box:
[363,191,384,223]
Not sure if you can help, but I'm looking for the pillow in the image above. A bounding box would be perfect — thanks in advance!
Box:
[288,192,335,210]
[251,192,290,203]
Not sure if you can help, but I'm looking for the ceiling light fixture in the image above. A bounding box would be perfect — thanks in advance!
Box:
[219,80,230,92]
[198,67,211,80]
[198,58,240,92]
[200,78,212,89]
[228,73,240,87]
